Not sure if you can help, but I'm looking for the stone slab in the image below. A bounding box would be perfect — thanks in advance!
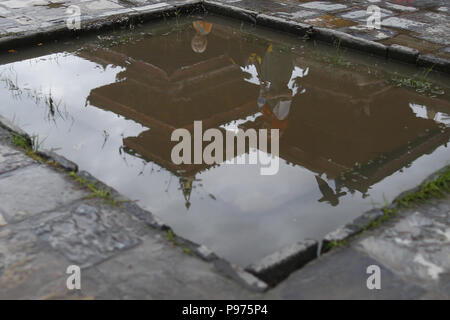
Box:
[266,247,426,299]
[92,234,262,299]
[0,165,89,223]
[0,143,35,175]
[357,196,450,297]
[0,224,71,299]
[33,200,144,267]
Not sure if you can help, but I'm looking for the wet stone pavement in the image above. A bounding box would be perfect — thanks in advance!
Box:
[0,126,262,299]
[0,124,449,299]
[0,0,448,61]
[0,0,449,299]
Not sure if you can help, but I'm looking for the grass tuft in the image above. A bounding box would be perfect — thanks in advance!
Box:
[69,171,119,206]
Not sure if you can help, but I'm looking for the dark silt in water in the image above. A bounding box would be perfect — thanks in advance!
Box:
[0,15,449,266]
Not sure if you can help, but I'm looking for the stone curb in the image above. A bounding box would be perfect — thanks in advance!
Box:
[203,1,257,24]
[36,149,79,172]
[387,44,419,64]
[313,27,387,58]
[255,13,312,36]
[322,208,385,250]
[0,114,31,143]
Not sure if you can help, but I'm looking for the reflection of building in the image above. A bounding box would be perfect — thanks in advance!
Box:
[80,20,450,208]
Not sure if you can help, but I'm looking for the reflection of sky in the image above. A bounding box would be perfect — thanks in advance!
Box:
[0,53,449,266]
[409,103,450,126]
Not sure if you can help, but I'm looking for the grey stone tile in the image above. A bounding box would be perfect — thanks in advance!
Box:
[0,224,71,299]
[357,198,450,294]
[93,234,259,299]
[0,143,35,175]
[0,165,90,223]
[298,1,349,13]
[33,200,143,267]
[266,247,426,299]
[381,16,428,31]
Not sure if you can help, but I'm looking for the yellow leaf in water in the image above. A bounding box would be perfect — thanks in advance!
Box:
[8,49,15,53]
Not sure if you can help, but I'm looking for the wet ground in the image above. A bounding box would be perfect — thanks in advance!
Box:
[0,15,448,267]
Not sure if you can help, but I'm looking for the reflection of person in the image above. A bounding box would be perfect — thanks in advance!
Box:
[191,20,213,53]
[256,44,299,134]
[427,106,437,121]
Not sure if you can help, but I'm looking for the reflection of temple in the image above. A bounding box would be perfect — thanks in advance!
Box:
[79,20,450,208]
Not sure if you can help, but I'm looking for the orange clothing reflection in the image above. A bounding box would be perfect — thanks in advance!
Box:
[191,20,213,53]
[254,43,302,135]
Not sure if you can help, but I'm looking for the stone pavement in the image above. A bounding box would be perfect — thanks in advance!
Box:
[0,123,449,299]
[0,0,449,62]
[0,126,262,299]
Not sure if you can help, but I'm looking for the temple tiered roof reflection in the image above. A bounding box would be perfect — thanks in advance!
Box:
[79,20,450,208]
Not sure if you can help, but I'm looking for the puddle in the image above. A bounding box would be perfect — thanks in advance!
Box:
[0,14,449,267]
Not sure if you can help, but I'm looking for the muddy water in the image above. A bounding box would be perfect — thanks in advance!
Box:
[0,15,449,266]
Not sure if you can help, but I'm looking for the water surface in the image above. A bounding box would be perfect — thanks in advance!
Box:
[0,15,449,266]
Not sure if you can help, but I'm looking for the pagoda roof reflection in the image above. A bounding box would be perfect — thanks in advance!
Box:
[79,21,450,207]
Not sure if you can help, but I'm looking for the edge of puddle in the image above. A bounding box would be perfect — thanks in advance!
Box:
[0,1,449,290]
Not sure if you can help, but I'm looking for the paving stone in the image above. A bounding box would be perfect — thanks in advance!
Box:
[132,2,172,12]
[205,1,258,23]
[256,13,311,35]
[271,8,318,22]
[0,143,35,175]
[357,197,450,294]
[339,8,394,22]
[92,234,261,299]
[85,0,123,11]
[381,16,427,31]
[266,247,426,299]
[226,0,287,13]
[382,2,418,12]
[434,47,450,60]
[344,24,398,41]
[32,266,125,299]
[381,34,445,54]
[403,11,450,46]
[304,14,357,28]
[299,1,348,13]
[409,0,448,9]
[0,224,71,299]
[0,165,89,223]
